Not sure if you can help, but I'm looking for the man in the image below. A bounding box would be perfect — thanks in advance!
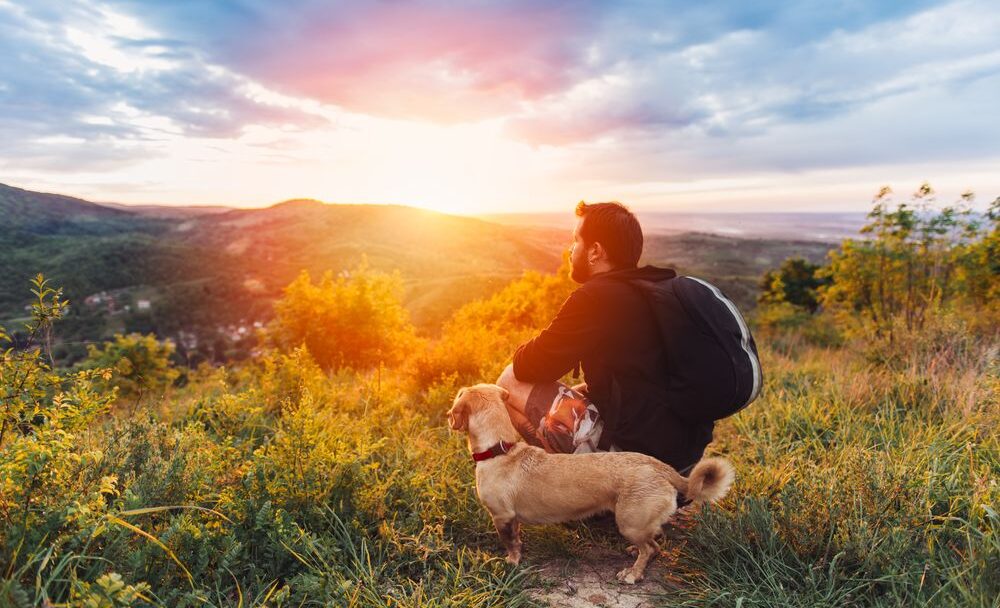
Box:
[496,201,715,473]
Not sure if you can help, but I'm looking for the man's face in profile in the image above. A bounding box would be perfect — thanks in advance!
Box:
[569,218,590,283]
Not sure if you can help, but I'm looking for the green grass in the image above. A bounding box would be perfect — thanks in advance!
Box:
[2,297,997,607]
[646,341,999,607]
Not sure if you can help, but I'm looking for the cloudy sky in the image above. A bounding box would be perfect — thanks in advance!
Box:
[1,0,998,213]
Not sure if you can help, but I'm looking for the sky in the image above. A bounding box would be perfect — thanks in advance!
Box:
[1,0,998,214]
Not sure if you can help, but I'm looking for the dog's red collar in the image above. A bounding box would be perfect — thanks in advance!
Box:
[472,440,514,462]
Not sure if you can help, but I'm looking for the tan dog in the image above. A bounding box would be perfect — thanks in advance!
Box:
[448,383,735,584]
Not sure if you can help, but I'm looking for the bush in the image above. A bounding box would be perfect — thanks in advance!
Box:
[266,260,420,371]
[753,301,843,352]
[759,257,829,313]
[83,332,181,400]
[410,259,575,389]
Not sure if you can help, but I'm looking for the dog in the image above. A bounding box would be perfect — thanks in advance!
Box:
[447,383,734,584]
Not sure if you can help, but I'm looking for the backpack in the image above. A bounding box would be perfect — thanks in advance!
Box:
[628,275,763,421]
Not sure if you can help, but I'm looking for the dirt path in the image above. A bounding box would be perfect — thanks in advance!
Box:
[526,545,676,608]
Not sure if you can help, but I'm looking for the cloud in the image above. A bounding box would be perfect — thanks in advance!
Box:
[109,0,606,123]
[523,0,1000,194]
[0,0,326,170]
[9,0,996,149]
[2,0,998,205]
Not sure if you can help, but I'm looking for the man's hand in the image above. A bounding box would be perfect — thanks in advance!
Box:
[505,402,544,448]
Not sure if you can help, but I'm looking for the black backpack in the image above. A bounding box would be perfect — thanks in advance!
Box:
[627,275,763,421]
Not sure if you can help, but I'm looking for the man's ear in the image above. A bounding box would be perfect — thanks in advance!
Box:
[496,386,510,402]
[591,241,608,263]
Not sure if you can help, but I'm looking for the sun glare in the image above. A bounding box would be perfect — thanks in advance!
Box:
[344,118,550,215]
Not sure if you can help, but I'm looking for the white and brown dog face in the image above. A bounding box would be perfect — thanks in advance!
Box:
[447,383,510,434]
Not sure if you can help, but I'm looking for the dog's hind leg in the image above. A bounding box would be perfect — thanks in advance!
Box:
[616,497,673,584]
[615,521,656,583]
[616,538,656,584]
[493,516,522,565]
[625,538,660,556]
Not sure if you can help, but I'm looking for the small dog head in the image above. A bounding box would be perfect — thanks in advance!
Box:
[448,384,510,433]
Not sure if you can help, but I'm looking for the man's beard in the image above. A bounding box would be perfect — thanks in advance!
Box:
[570,254,590,283]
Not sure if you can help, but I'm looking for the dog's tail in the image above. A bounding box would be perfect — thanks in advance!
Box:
[666,457,735,504]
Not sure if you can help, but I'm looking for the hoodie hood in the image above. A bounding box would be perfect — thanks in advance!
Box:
[590,265,677,284]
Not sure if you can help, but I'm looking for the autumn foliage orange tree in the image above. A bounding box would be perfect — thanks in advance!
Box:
[410,256,576,389]
[266,260,420,371]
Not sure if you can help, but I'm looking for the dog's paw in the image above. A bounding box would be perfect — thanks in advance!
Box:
[616,567,641,585]
[505,552,521,566]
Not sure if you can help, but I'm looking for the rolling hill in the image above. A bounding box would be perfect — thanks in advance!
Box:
[0,183,141,234]
[2,183,837,363]
[0,184,568,361]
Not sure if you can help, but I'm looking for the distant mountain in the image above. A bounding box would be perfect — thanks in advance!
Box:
[0,182,141,234]
[157,197,568,333]
[480,210,868,242]
[639,231,834,310]
[183,198,563,282]
[96,201,232,219]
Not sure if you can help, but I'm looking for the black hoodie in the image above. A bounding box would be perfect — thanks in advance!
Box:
[512,265,714,471]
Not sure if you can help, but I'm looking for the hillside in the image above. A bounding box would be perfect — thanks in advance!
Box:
[0,182,141,234]
[3,196,995,607]
[0,185,567,361]
[639,231,834,311]
[2,183,836,363]
[96,201,232,219]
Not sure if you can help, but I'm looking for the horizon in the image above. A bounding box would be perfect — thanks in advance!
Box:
[2,1,999,213]
[6,180,871,217]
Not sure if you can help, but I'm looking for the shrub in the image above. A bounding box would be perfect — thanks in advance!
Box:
[266,260,420,371]
[759,257,829,313]
[753,301,843,352]
[83,333,181,400]
[410,259,576,389]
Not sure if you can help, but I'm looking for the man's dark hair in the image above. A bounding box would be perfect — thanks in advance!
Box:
[575,201,643,268]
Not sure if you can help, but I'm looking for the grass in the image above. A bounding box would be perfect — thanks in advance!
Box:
[645,338,999,607]
[1,317,997,606]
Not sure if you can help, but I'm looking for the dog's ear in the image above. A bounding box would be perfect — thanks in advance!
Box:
[496,386,510,402]
[448,389,470,431]
[448,401,469,431]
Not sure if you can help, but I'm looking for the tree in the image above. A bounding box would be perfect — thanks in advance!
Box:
[758,257,829,313]
[267,260,419,371]
[956,196,1000,307]
[819,184,987,342]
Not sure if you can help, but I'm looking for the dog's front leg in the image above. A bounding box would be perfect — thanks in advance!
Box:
[493,516,522,565]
